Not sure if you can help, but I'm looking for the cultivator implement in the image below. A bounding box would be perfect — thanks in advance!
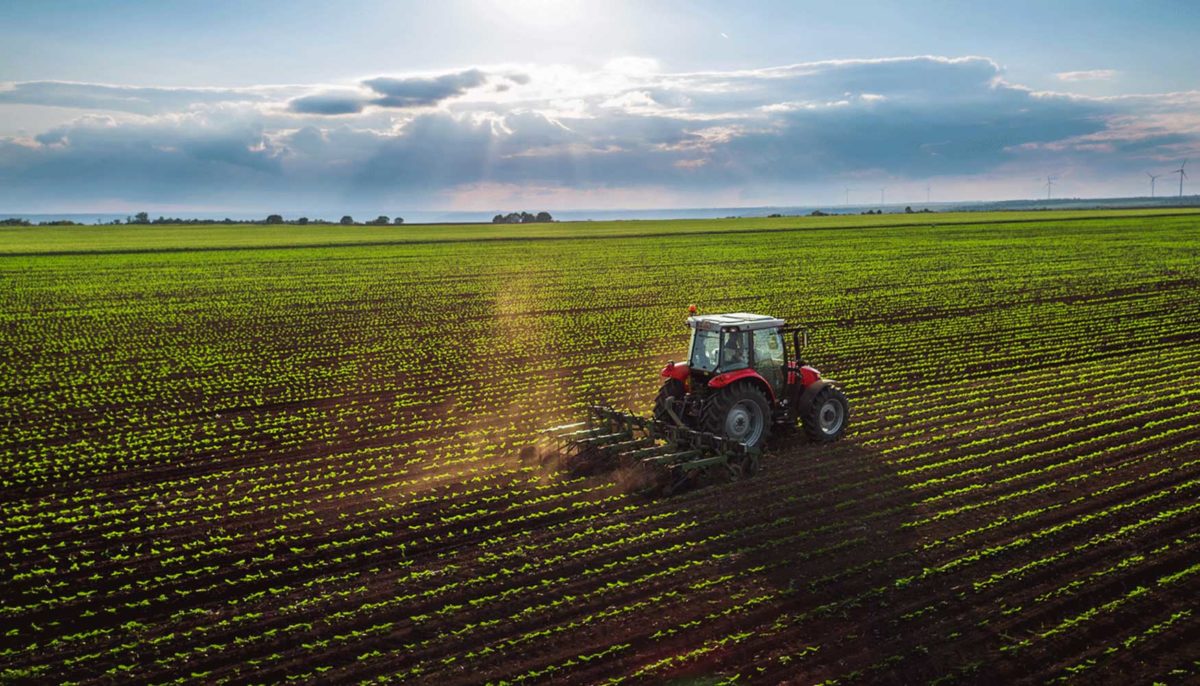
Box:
[543,405,762,495]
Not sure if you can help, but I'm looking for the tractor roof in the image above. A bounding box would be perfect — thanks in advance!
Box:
[687,312,786,332]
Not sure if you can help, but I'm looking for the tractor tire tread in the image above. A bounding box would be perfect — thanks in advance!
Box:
[801,384,850,443]
[702,381,772,450]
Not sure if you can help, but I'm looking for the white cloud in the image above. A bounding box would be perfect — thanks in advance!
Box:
[604,57,660,76]
[599,90,671,115]
[1056,69,1117,82]
[0,80,300,115]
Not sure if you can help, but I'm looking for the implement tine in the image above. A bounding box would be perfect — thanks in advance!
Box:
[542,421,588,435]
[543,402,760,496]
[573,431,633,447]
[608,437,653,452]
[556,426,608,442]
[642,450,700,467]
[619,444,672,461]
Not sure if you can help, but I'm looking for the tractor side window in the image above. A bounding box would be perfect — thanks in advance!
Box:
[690,330,721,372]
[753,330,786,394]
[720,331,750,371]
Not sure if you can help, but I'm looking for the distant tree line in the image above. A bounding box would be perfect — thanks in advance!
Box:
[492,211,553,224]
[0,212,410,227]
[751,207,939,219]
[1,217,86,226]
[129,212,406,226]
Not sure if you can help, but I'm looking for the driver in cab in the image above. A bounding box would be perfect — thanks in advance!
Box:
[722,335,747,369]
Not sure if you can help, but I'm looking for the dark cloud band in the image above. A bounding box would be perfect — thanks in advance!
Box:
[287,93,366,115]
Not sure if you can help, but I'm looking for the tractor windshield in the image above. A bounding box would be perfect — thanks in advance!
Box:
[689,329,721,372]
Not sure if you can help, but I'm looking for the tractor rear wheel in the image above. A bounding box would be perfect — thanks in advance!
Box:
[653,378,686,424]
[802,385,849,443]
[702,381,772,450]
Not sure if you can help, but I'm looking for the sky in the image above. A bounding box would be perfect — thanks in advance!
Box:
[1,0,1198,215]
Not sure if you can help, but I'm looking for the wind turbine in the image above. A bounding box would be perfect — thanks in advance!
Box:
[879,187,886,205]
[926,183,931,204]
[1045,175,1057,200]
[1147,172,1162,198]
[1172,160,1188,197]
[844,187,851,206]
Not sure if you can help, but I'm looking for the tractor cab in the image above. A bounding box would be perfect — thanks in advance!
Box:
[684,313,791,396]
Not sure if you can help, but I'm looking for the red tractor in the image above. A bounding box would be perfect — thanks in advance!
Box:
[653,310,849,450]
[547,309,849,492]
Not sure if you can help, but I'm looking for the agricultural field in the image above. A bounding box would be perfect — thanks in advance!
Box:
[2,209,1199,685]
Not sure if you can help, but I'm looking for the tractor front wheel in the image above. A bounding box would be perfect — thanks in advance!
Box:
[703,382,772,450]
[802,385,850,443]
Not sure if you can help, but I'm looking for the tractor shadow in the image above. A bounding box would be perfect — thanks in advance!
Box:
[538,425,923,595]
[624,434,932,682]
[502,396,963,684]
[528,427,934,681]
[715,435,921,592]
